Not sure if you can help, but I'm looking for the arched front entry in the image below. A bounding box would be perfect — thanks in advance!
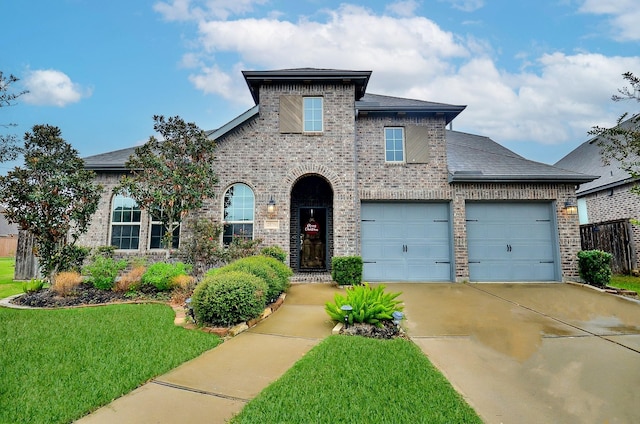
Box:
[290,174,334,272]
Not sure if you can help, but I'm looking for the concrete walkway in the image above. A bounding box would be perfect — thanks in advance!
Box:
[75,282,640,424]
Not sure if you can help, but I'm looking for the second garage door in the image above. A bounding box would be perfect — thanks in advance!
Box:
[466,202,559,281]
[361,202,452,281]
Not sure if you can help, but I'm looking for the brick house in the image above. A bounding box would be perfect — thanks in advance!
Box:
[555,114,640,270]
[81,68,594,282]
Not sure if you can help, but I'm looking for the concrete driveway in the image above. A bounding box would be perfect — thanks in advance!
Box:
[396,283,640,424]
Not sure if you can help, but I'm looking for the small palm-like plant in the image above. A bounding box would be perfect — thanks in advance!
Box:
[325,283,403,327]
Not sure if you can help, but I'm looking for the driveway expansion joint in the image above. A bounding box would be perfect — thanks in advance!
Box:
[151,380,249,403]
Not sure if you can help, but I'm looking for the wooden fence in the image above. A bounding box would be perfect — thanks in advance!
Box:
[0,236,17,257]
[580,219,635,274]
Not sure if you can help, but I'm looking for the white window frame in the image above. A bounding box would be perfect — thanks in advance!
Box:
[303,97,323,132]
[385,127,405,163]
[222,183,255,246]
[110,194,141,250]
[148,212,180,250]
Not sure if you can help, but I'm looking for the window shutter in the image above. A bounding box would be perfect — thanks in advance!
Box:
[279,95,302,133]
[405,126,430,163]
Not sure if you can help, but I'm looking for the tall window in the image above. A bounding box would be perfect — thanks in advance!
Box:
[111,195,141,250]
[303,97,323,132]
[149,210,180,249]
[385,127,405,162]
[223,183,254,246]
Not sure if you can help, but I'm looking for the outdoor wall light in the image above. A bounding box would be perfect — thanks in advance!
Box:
[392,311,404,326]
[341,304,353,328]
[563,201,578,216]
[267,197,277,218]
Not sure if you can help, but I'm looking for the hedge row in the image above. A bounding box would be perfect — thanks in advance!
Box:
[192,255,293,327]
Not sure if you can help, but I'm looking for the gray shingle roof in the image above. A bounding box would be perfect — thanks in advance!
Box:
[356,94,465,124]
[447,130,596,183]
[554,114,640,195]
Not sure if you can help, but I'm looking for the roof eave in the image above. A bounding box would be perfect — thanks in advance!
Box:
[577,177,637,196]
[448,173,599,184]
[242,70,372,103]
[358,105,466,124]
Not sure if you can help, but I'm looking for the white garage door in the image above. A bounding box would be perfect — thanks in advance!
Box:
[361,202,452,281]
[466,202,559,281]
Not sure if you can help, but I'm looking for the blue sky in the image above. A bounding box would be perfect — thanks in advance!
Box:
[2,0,639,173]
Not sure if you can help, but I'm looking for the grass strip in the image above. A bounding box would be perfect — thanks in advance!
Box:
[231,335,482,424]
[0,304,221,424]
[0,257,22,298]
[609,274,640,293]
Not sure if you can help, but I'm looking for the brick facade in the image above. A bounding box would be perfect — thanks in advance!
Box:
[78,72,584,282]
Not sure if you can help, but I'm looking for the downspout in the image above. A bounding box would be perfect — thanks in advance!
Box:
[354,107,361,256]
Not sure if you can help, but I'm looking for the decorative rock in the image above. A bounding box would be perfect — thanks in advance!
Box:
[332,322,344,335]
[229,323,249,336]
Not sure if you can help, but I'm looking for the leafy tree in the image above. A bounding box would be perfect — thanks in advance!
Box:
[0,71,28,162]
[0,125,103,281]
[592,72,640,192]
[116,115,217,250]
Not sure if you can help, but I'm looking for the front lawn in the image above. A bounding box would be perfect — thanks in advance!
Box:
[0,304,221,424]
[231,335,482,424]
[609,274,640,293]
[0,257,21,298]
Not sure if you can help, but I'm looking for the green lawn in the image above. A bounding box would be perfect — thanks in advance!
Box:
[231,335,482,424]
[0,304,221,424]
[609,274,640,293]
[0,257,22,298]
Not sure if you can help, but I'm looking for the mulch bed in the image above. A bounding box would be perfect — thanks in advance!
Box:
[340,320,407,340]
[10,284,161,308]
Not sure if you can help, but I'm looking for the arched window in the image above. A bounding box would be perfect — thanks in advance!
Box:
[111,195,141,250]
[223,183,254,245]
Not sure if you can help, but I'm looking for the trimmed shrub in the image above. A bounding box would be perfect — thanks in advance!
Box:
[331,256,363,286]
[260,245,287,263]
[191,271,268,327]
[52,271,82,296]
[219,256,292,303]
[325,283,403,327]
[577,250,613,287]
[83,256,128,290]
[141,262,192,292]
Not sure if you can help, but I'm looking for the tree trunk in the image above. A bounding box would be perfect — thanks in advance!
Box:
[14,230,40,280]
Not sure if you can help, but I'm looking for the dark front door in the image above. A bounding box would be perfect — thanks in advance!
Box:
[299,207,327,270]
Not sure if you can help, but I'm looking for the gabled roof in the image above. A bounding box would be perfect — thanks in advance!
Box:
[447,130,597,184]
[84,107,259,172]
[554,114,640,195]
[242,68,372,103]
[357,93,465,125]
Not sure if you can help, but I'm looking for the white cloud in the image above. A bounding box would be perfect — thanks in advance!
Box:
[154,0,268,21]
[579,0,640,41]
[22,69,91,107]
[439,0,484,13]
[385,0,420,17]
[159,2,639,155]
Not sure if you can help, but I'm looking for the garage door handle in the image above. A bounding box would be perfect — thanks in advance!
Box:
[539,260,554,263]
[507,244,512,252]
[363,261,377,264]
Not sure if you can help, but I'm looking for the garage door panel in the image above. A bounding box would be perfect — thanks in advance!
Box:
[361,202,452,282]
[466,202,558,282]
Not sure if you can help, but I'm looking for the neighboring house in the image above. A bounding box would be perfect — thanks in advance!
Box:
[0,207,18,257]
[79,68,594,282]
[555,114,640,270]
[0,207,18,237]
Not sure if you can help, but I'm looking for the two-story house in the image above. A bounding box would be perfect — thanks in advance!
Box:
[81,68,594,282]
